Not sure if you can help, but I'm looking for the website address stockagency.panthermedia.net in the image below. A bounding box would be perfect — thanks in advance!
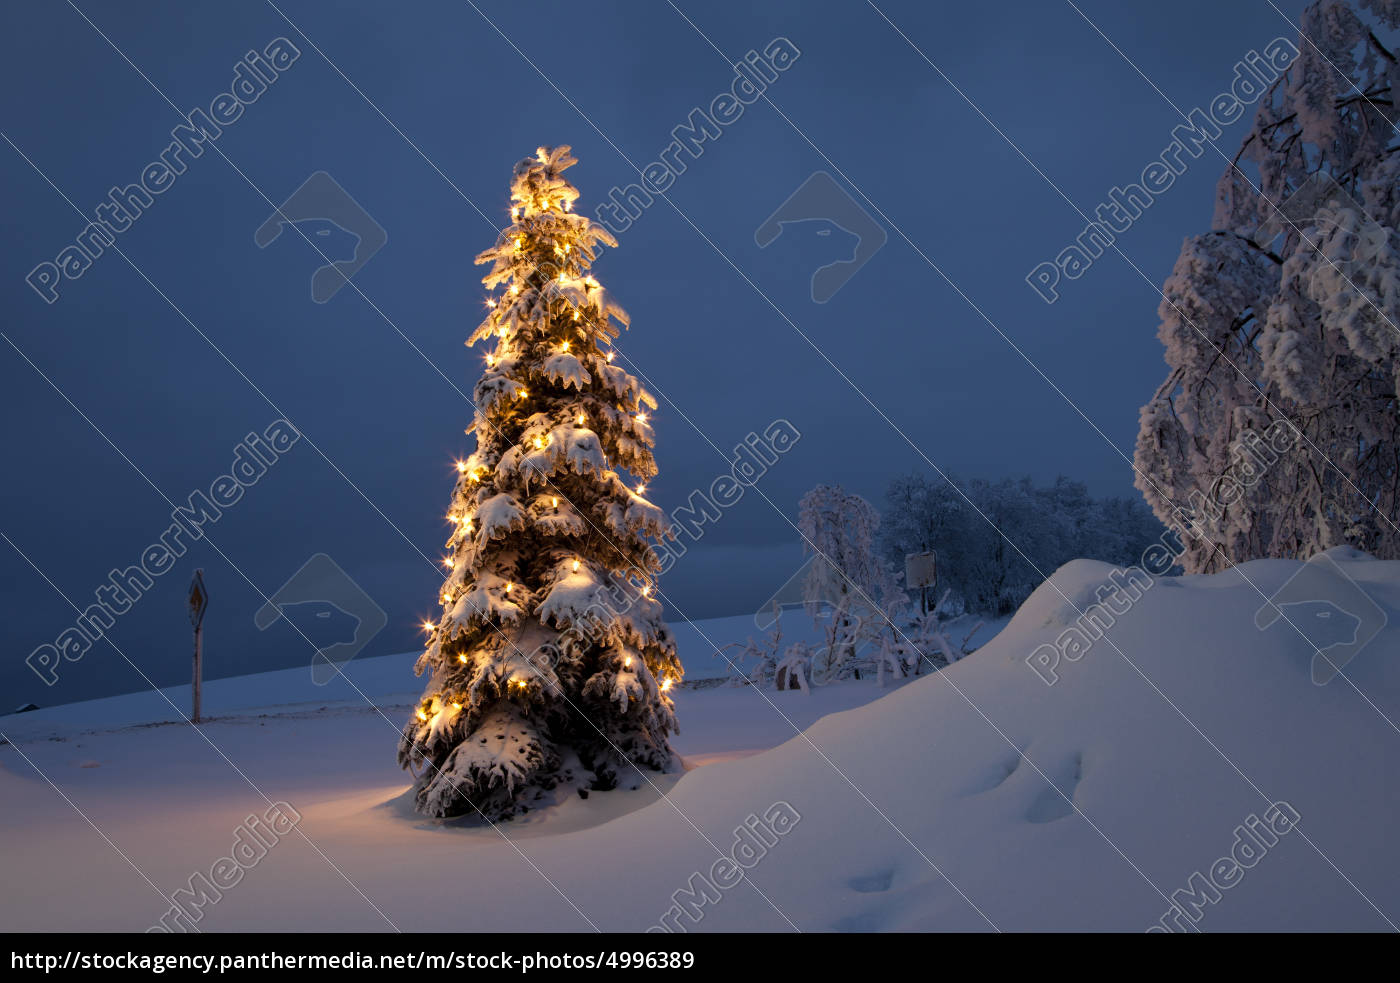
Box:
[11,949,698,974]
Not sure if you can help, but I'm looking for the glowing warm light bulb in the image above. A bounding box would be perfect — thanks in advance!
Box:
[576,414,585,425]
[623,656,633,668]
[641,585,651,597]
[661,678,673,692]
[605,352,615,362]
[636,413,647,423]
[452,701,462,710]
[505,582,513,593]
[456,460,468,473]
[443,557,454,569]
[517,388,528,399]
[416,708,428,721]
[458,654,468,664]
[441,593,451,604]
[421,621,435,632]
[551,497,559,508]
[572,558,580,572]
[561,340,570,352]
[534,436,546,450]
[510,284,520,295]
[636,483,647,494]
[486,354,495,367]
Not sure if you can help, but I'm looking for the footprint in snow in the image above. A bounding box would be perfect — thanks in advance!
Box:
[847,868,895,894]
[1025,752,1083,824]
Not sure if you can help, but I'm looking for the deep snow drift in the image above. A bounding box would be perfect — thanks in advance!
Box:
[2,552,1398,932]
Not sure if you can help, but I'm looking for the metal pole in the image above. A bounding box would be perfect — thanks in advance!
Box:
[192,623,203,723]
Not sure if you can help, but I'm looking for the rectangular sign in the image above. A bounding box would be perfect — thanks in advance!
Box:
[905,551,937,589]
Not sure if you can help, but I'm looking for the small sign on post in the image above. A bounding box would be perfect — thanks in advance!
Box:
[905,551,938,616]
[188,570,208,723]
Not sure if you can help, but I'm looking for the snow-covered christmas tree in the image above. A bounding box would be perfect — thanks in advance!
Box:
[397,146,682,821]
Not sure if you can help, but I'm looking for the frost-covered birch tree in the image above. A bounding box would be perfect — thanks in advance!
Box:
[1136,0,1400,571]
[797,484,905,680]
[398,147,682,820]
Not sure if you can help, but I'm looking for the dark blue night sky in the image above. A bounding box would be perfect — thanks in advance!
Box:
[1,0,1308,708]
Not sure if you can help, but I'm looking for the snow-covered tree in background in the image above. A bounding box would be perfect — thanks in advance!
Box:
[797,485,906,681]
[398,147,682,820]
[881,473,1163,615]
[798,485,885,615]
[881,473,976,618]
[1136,0,1400,572]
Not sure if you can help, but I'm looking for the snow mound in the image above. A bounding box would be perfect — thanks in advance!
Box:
[588,551,1400,931]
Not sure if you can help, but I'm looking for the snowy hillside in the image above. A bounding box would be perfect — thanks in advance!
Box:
[3,553,1398,932]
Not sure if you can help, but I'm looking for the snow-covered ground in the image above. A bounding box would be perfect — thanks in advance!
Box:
[3,552,1399,932]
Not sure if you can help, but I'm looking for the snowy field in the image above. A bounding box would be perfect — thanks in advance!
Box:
[3,553,1398,933]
